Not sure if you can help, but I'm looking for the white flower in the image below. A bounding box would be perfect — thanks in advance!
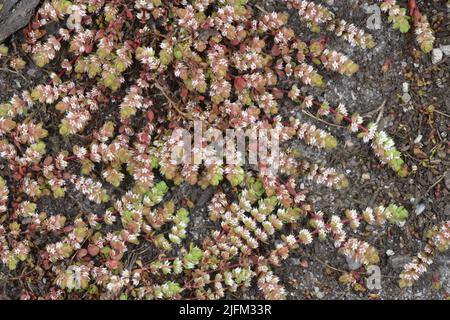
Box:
[284,234,297,247]
[298,229,313,245]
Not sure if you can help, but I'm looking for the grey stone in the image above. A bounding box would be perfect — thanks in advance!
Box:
[402,82,409,93]
[26,68,42,78]
[289,258,301,266]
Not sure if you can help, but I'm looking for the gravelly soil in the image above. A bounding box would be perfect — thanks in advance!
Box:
[0,0,449,300]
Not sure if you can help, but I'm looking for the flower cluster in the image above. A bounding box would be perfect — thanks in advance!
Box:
[56,265,91,291]
[302,161,348,190]
[71,175,110,204]
[339,238,380,266]
[0,177,8,214]
[332,19,376,49]
[285,0,333,27]
[372,131,408,177]
[428,221,450,253]
[294,119,338,150]
[414,16,435,53]
[284,0,375,48]
[319,48,359,76]
[398,221,450,288]
[398,247,434,288]
[257,270,286,300]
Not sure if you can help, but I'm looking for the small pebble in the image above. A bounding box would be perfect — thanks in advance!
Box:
[414,134,423,144]
[439,44,450,56]
[402,82,409,93]
[415,203,426,216]
[26,68,41,77]
[314,287,325,299]
[402,92,411,103]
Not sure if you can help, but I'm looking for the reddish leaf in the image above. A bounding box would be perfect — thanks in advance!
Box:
[181,87,189,98]
[106,260,119,270]
[77,249,88,260]
[234,76,247,92]
[272,88,284,99]
[231,39,240,46]
[146,110,154,122]
[85,42,94,54]
[271,45,281,56]
[87,245,100,257]
[138,132,150,144]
